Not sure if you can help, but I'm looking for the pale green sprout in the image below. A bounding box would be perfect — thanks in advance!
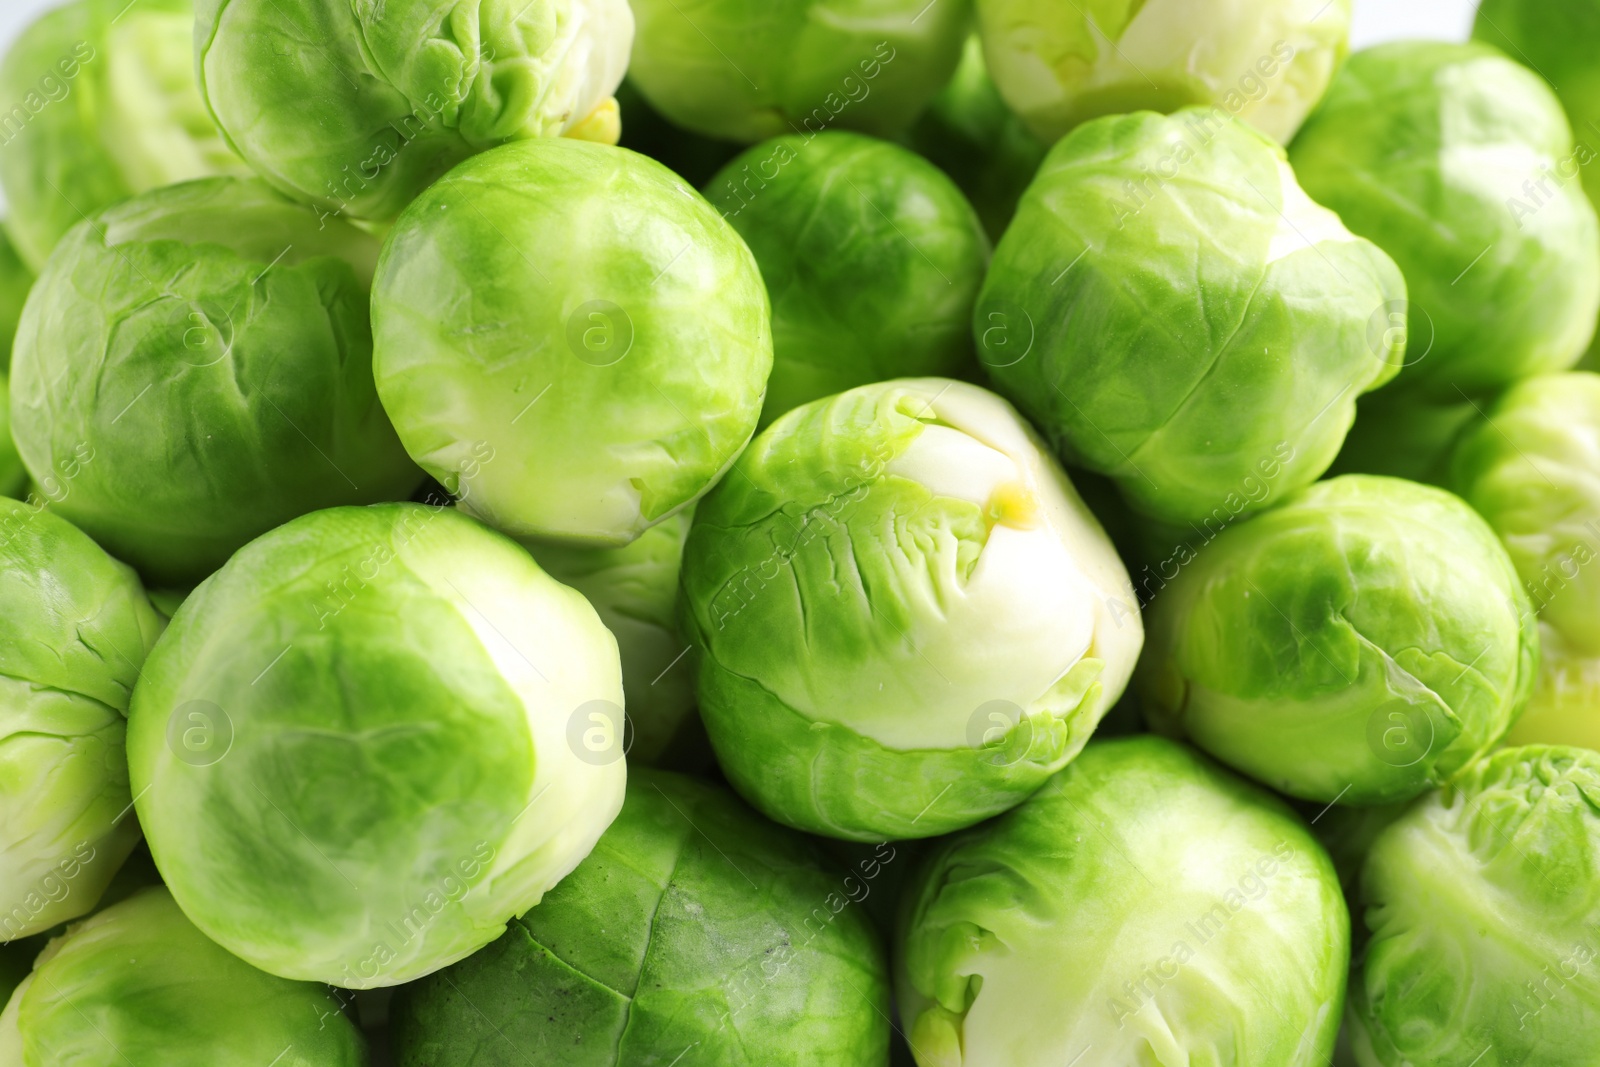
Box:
[1452,372,1600,750]
[373,138,772,547]
[0,499,163,942]
[1349,746,1600,1065]
[0,0,243,270]
[680,379,1143,841]
[1140,475,1537,805]
[626,0,972,144]
[0,888,367,1065]
[975,0,1352,145]
[128,504,626,987]
[897,737,1348,1067]
[197,0,634,220]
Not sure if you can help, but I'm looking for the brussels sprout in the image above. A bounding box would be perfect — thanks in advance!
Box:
[0,887,367,1065]
[705,132,990,426]
[196,0,634,222]
[0,0,243,270]
[1474,0,1600,212]
[1451,372,1600,749]
[1289,42,1600,398]
[897,736,1349,1066]
[9,177,420,586]
[522,509,706,768]
[127,503,626,987]
[627,0,971,144]
[975,0,1352,145]
[393,769,891,1065]
[679,379,1143,841]
[1452,374,1600,664]
[372,138,772,546]
[0,499,162,941]
[1141,475,1537,806]
[0,844,162,1007]
[904,35,1048,242]
[615,78,742,188]
[976,108,1404,527]
[1348,745,1600,1065]
[1328,387,1481,486]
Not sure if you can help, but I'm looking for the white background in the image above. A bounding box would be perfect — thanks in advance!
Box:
[1348,0,1479,44]
[0,0,1480,57]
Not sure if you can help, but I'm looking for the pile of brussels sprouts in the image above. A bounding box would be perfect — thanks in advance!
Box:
[4,0,1600,1063]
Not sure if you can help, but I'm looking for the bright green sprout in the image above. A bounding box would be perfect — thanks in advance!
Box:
[1289,41,1600,397]
[1140,475,1538,806]
[0,887,367,1065]
[0,847,161,1011]
[1348,745,1600,1066]
[372,138,772,547]
[1474,0,1600,213]
[976,107,1405,527]
[9,177,420,587]
[393,769,891,1065]
[705,131,990,427]
[0,499,163,942]
[1452,372,1600,751]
